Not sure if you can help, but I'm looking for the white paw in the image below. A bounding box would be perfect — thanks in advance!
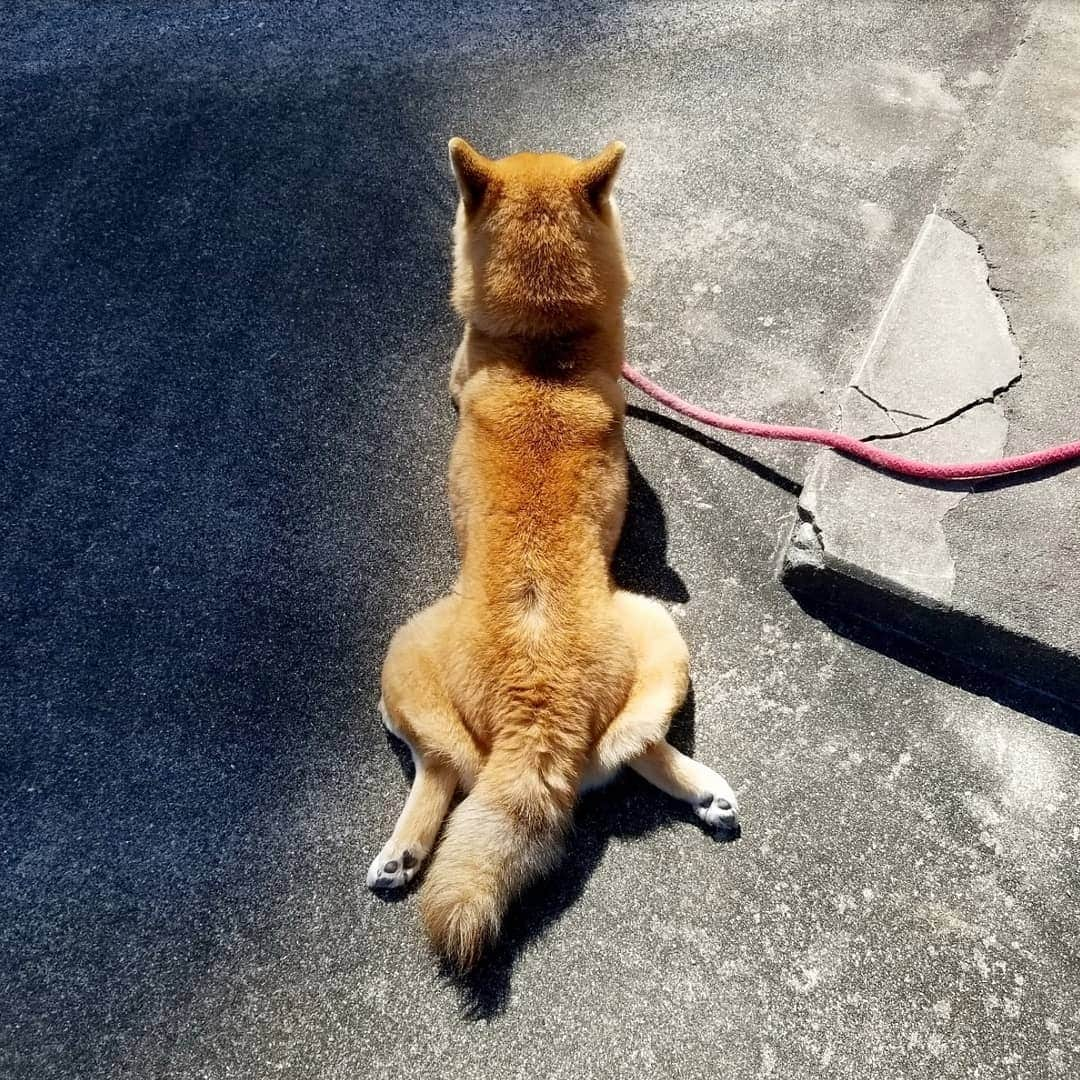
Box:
[366,842,423,891]
[693,773,740,831]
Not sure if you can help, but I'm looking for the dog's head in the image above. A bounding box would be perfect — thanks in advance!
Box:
[447,139,630,339]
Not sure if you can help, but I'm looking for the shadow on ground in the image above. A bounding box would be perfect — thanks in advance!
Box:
[626,406,1078,733]
[0,53,464,1078]
[626,403,803,497]
[612,455,692,602]
[790,590,1080,737]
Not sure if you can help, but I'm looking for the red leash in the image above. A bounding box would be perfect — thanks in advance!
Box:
[622,363,1080,482]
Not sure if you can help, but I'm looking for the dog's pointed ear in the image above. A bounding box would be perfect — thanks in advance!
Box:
[448,137,494,212]
[580,141,625,210]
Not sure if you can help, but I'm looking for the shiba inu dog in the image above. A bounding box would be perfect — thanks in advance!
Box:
[369,138,740,969]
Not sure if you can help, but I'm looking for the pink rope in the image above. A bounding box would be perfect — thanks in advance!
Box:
[622,362,1080,482]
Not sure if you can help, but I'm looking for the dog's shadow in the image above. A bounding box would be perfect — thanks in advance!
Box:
[386,458,732,1018]
[611,456,690,605]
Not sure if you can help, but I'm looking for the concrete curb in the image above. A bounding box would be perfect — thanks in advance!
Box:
[783,532,1080,707]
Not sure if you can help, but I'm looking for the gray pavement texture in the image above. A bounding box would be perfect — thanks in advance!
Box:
[784,0,1080,706]
[3,3,1079,1080]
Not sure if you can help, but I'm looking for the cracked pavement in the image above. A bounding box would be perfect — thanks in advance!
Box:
[789,212,1023,604]
[845,213,1023,443]
[786,1,1080,702]
[3,2,1079,1079]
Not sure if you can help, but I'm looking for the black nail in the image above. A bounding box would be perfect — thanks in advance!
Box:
[383,860,399,874]
[401,850,417,870]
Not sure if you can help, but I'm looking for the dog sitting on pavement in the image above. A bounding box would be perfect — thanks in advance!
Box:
[369,138,740,969]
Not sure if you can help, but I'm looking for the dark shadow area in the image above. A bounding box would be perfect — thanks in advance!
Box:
[0,43,465,1079]
[0,31,724,1058]
[612,455,690,602]
[626,403,803,496]
[786,569,1080,735]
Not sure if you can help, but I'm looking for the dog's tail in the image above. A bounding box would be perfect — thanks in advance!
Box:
[418,735,582,970]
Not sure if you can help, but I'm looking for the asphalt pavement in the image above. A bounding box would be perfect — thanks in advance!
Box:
[3,4,1078,1079]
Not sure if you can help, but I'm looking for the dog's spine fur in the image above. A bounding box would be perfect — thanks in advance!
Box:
[418,729,582,969]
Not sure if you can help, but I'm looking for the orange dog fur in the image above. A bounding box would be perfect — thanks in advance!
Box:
[369,139,740,969]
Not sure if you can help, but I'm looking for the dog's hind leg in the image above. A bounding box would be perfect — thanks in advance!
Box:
[367,747,459,891]
[629,740,739,832]
[369,600,483,891]
[586,591,740,831]
[585,591,689,785]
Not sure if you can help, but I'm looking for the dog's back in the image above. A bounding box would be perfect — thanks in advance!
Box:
[415,143,635,964]
[374,140,738,968]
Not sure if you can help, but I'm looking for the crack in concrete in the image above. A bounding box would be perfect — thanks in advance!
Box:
[939,208,1025,365]
[788,210,1026,609]
[860,371,1022,443]
[849,382,933,431]
[851,210,1024,443]
[849,384,904,433]
[888,407,933,421]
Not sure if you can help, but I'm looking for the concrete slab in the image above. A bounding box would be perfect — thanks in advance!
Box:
[845,212,1021,442]
[944,0,1080,686]
[784,1,1080,704]
[790,212,1020,603]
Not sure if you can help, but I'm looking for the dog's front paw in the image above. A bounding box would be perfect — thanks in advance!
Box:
[366,844,422,891]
